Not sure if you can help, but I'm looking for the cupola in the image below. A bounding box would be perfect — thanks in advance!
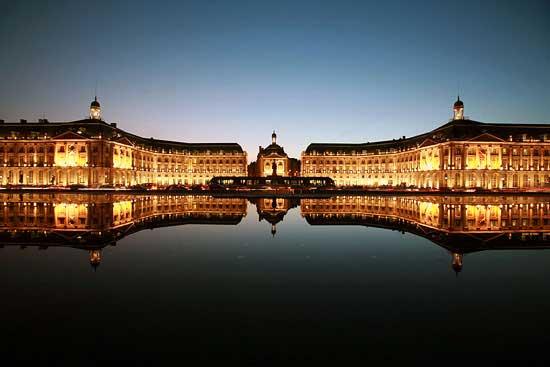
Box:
[453,96,464,120]
[90,96,101,120]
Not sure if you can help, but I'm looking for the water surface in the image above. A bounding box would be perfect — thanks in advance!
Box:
[2,194,550,363]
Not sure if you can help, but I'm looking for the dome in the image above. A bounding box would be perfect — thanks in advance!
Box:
[453,97,463,108]
[263,143,286,156]
[91,97,100,108]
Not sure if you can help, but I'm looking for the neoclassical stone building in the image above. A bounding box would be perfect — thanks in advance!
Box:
[248,131,300,177]
[0,98,247,187]
[301,98,550,189]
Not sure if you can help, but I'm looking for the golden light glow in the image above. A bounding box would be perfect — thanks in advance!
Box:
[418,201,441,227]
[89,250,102,265]
[301,196,547,234]
[112,200,133,225]
[54,143,87,167]
[419,149,440,171]
[301,140,544,189]
[54,203,88,228]
[90,106,101,120]
[113,144,133,169]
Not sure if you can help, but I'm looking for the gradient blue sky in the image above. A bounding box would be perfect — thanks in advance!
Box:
[1,0,549,159]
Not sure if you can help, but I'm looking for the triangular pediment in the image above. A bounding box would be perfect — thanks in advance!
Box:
[418,138,437,148]
[468,133,505,142]
[52,131,87,140]
[115,136,135,146]
[263,152,287,157]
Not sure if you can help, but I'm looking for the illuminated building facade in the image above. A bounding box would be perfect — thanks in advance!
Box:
[301,98,550,189]
[248,131,300,177]
[0,98,247,187]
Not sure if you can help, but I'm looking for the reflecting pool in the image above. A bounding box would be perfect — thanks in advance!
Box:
[2,193,550,363]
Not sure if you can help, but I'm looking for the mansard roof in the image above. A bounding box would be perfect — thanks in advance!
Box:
[305,119,550,154]
[0,119,244,153]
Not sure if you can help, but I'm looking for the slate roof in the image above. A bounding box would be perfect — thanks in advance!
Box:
[305,119,550,154]
[259,143,288,157]
[0,119,244,153]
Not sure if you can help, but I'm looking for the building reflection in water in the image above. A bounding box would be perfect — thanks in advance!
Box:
[0,193,247,269]
[251,197,299,237]
[302,196,550,274]
[1,193,550,273]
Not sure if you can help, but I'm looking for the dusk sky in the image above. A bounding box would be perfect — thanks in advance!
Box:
[1,0,549,159]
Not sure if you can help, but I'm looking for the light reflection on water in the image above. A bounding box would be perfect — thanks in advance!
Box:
[1,193,550,363]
